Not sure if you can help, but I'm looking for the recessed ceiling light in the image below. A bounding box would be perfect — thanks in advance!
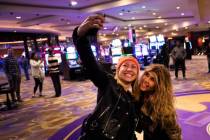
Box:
[139,27,143,30]
[152,12,156,16]
[16,16,21,19]
[142,5,146,9]
[70,1,78,6]
[176,6,180,10]
[103,27,107,30]
[124,26,128,29]
[164,23,168,26]
[131,17,135,20]
[158,16,162,19]
[119,12,123,16]
[156,26,159,29]
[143,25,147,27]
[181,13,185,16]
[208,21,210,24]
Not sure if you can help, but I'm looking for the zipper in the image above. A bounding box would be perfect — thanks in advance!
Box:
[103,92,122,131]
[98,106,110,119]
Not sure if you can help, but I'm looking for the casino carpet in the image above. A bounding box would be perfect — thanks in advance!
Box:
[0,55,210,140]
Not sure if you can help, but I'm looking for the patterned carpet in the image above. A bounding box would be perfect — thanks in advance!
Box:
[0,55,210,140]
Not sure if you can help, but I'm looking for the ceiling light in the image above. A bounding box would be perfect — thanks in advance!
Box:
[156,26,159,29]
[67,22,70,24]
[119,12,123,16]
[124,26,128,29]
[176,6,180,10]
[70,1,78,6]
[208,21,210,24]
[131,17,135,20]
[181,13,185,16]
[143,25,147,27]
[185,27,188,29]
[16,16,21,19]
[14,30,16,33]
[164,23,168,26]
[158,16,162,19]
[142,5,146,9]
[139,27,143,30]
[103,27,107,30]
[152,12,156,15]
[128,24,132,27]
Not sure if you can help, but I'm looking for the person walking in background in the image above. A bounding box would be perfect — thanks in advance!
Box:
[73,15,141,140]
[30,52,45,97]
[4,48,22,102]
[134,64,181,140]
[20,55,30,80]
[48,48,61,97]
[206,42,210,73]
[171,40,187,79]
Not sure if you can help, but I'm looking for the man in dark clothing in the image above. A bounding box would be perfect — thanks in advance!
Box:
[160,44,170,68]
[4,49,22,102]
[48,48,61,97]
[171,40,187,79]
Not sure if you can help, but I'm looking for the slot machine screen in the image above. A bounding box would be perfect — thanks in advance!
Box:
[69,60,80,68]
[111,47,122,55]
[157,34,165,42]
[149,35,157,43]
[66,53,77,59]
[112,56,121,64]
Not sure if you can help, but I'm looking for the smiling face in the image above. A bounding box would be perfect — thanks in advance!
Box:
[139,71,156,92]
[118,60,138,84]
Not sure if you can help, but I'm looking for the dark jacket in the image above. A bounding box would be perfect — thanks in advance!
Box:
[136,94,182,140]
[73,28,139,140]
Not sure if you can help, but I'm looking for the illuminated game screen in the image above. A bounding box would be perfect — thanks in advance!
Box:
[67,47,76,53]
[157,34,165,42]
[112,56,121,64]
[69,60,80,68]
[66,53,77,59]
[111,47,122,55]
[149,35,157,43]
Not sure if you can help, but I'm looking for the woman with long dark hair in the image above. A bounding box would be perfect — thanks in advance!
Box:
[134,64,181,140]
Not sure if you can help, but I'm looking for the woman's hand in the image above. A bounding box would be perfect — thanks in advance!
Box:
[77,15,105,37]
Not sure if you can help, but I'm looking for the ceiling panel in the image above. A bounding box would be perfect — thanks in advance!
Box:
[0,0,209,39]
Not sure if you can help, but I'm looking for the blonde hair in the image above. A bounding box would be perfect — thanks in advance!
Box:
[135,64,177,128]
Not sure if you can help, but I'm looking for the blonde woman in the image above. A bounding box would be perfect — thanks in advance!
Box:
[134,64,181,140]
[30,52,45,97]
[73,15,141,140]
